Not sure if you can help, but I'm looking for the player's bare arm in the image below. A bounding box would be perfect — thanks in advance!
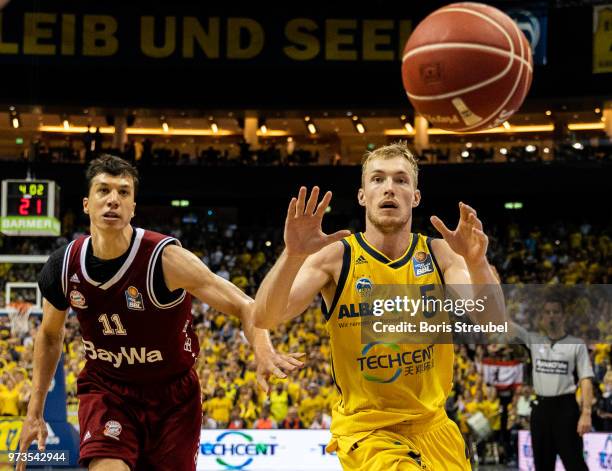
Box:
[255,240,343,329]
[17,299,68,471]
[161,244,303,392]
[254,186,350,330]
[577,377,593,436]
[430,201,505,323]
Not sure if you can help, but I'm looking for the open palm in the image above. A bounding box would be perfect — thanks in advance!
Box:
[430,202,488,265]
[285,186,350,257]
[16,414,47,471]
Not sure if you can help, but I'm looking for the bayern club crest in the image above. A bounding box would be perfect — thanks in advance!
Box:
[103,420,122,440]
[69,290,87,309]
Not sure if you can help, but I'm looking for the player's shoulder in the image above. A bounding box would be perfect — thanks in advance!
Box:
[140,228,177,244]
[160,241,186,260]
[426,236,445,251]
[313,238,349,266]
[46,241,73,264]
[301,239,351,285]
[158,242,202,285]
[427,236,461,267]
[137,228,184,257]
[425,236,446,259]
[38,240,75,304]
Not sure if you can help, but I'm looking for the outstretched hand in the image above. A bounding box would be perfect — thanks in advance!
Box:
[285,186,351,257]
[430,202,488,266]
[16,414,47,471]
[255,350,306,394]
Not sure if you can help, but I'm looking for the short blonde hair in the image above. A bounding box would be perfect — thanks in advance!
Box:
[361,141,419,188]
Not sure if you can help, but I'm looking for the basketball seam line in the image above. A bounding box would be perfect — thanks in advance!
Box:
[402,44,532,72]
[404,7,515,101]
[454,9,528,131]
[403,44,532,102]
[405,5,530,131]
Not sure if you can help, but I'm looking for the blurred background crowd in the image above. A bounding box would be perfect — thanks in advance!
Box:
[1,217,611,465]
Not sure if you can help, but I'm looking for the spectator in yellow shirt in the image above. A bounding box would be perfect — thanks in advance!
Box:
[465,390,482,417]
[250,251,266,272]
[0,375,20,416]
[231,274,249,291]
[287,380,302,405]
[298,384,325,427]
[470,376,485,398]
[481,386,502,433]
[12,369,30,415]
[269,382,290,423]
[206,387,233,427]
[237,389,259,426]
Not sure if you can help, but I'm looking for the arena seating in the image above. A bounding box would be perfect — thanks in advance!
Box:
[1,218,610,466]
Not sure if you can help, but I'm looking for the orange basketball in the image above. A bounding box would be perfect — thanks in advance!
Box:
[401,2,533,132]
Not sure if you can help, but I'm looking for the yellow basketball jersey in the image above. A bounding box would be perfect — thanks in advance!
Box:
[323,232,453,437]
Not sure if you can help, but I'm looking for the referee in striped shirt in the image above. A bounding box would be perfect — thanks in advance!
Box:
[512,296,593,471]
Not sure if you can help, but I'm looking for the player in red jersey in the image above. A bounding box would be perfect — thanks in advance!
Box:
[17,155,303,471]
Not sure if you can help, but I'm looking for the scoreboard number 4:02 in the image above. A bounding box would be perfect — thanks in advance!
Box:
[1,179,61,236]
[18,183,45,215]
[19,183,45,197]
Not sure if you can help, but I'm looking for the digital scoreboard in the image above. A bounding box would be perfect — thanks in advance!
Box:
[1,180,61,236]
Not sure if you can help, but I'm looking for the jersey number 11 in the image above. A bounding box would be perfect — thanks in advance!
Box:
[98,314,127,335]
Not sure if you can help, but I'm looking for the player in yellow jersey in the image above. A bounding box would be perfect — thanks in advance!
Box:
[254,142,501,470]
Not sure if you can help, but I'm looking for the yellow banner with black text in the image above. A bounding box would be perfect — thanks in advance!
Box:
[0,13,413,62]
[593,5,612,73]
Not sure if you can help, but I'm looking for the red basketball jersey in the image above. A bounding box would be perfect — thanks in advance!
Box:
[62,228,199,384]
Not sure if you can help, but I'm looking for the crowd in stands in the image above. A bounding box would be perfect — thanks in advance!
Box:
[21,136,322,167]
[5,135,611,166]
[1,216,611,466]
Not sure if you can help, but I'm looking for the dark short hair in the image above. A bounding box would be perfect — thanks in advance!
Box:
[543,295,564,312]
[85,154,139,195]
